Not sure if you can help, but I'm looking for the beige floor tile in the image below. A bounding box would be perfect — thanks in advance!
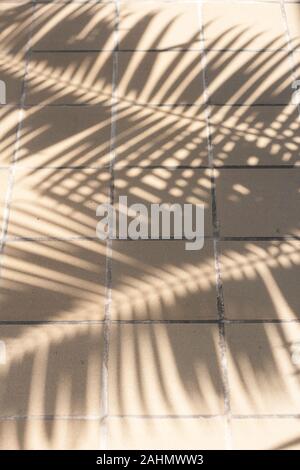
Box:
[203,3,286,51]
[32,3,115,51]
[26,52,113,105]
[0,169,9,229]
[18,106,111,167]
[206,50,293,105]
[117,51,204,104]
[231,419,300,450]
[0,419,101,450]
[114,167,213,236]
[0,3,32,53]
[108,417,226,450]
[210,105,300,166]
[115,104,208,167]
[109,324,224,415]
[0,52,25,104]
[216,169,300,237]
[285,3,300,51]
[111,240,217,320]
[119,2,201,50]
[219,241,300,320]
[7,168,110,238]
[0,324,103,416]
[0,240,106,321]
[227,323,300,414]
[292,51,300,85]
[0,108,19,166]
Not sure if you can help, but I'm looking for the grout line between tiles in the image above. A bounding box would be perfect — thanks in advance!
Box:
[1,102,297,108]
[280,0,300,119]
[100,0,120,451]
[3,235,300,242]
[2,413,300,422]
[24,1,285,4]
[30,47,290,53]
[198,2,233,450]
[1,165,300,170]
[109,413,300,420]
[1,318,300,325]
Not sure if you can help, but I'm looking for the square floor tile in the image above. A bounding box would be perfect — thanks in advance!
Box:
[115,104,208,167]
[32,3,115,51]
[7,168,110,238]
[206,50,293,105]
[0,324,103,415]
[210,105,300,166]
[119,2,201,50]
[0,52,25,104]
[0,3,32,54]
[231,419,300,450]
[227,323,300,414]
[117,51,204,105]
[108,417,226,450]
[0,169,9,229]
[292,51,300,84]
[111,240,217,320]
[0,107,19,166]
[114,167,213,236]
[203,3,286,51]
[285,3,300,51]
[0,240,106,321]
[219,240,300,320]
[18,106,112,167]
[0,419,101,450]
[216,169,300,237]
[26,52,113,105]
[109,324,224,415]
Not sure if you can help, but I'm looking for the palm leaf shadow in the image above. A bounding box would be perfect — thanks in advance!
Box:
[0,2,299,449]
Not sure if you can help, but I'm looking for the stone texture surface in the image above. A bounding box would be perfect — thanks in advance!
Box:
[0,1,299,450]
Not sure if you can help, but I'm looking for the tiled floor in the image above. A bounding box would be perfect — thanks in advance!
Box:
[0,0,300,451]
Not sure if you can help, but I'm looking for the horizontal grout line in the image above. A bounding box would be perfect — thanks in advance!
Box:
[0,103,113,108]
[0,319,300,325]
[0,321,105,325]
[210,165,300,169]
[204,48,289,53]
[113,165,300,169]
[0,415,102,422]
[31,49,119,53]
[219,236,300,241]
[1,103,297,110]
[210,102,294,107]
[224,318,300,324]
[31,48,204,53]
[232,414,300,420]
[1,165,300,171]
[4,236,300,243]
[1,413,300,422]
[23,102,115,107]
[110,414,300,420]
[30,47,291,53]
[8,0,284,4]
[108,414,223,420]
[1,102,296,108]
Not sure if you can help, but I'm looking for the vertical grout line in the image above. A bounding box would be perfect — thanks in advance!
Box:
[0,4,36,270]
[197,2,233,450]
[100,0,120,450]
[280,0,300,117]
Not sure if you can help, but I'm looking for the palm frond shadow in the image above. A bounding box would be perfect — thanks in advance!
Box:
[0,2,300,449]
